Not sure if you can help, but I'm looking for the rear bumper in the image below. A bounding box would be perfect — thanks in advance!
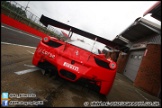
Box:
[33,58,115,95]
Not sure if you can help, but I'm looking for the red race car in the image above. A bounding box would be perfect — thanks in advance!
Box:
[32,15,126,95]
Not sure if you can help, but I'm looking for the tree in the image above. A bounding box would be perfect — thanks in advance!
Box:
[1,1,27,18]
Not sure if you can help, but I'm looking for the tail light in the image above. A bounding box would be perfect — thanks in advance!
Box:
[43,37,50,43]
[109,62,116,69]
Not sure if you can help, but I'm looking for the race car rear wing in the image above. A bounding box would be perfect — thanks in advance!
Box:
[40,15,129,52]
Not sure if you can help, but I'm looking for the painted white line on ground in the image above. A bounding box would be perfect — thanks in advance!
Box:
[1,42,36,49]
[24,64,36,68]
[135,90,149,101]
[1,25,41,40]
[27,50,34,54]
[14,68,40,75]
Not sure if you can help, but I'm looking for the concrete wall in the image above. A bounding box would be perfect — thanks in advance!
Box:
[134,44,161,97]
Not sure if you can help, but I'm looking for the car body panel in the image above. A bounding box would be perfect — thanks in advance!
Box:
[33,36,116,95]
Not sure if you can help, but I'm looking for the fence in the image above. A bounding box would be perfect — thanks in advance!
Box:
[1,1,61,38]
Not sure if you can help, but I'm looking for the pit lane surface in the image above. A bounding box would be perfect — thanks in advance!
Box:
[1,24,160,107]
[1,24,41,47]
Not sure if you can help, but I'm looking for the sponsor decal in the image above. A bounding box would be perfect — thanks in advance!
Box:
[63,62,79,71]
[37,48,55,59]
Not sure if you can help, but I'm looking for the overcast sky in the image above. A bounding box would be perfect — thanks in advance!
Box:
[15,1,160,42]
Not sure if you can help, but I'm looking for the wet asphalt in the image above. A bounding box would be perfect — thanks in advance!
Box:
[1,24,161,107]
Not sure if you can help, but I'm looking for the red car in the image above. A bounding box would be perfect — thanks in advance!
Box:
[32,15,125,95]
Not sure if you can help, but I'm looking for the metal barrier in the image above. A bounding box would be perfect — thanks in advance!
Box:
[1,1,60,38]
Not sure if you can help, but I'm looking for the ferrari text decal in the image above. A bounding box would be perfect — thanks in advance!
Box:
[63,62,79,71]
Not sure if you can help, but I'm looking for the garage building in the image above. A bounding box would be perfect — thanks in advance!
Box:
[112,1,161,98]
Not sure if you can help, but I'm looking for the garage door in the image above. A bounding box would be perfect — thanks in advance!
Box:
[124,50,145,82]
